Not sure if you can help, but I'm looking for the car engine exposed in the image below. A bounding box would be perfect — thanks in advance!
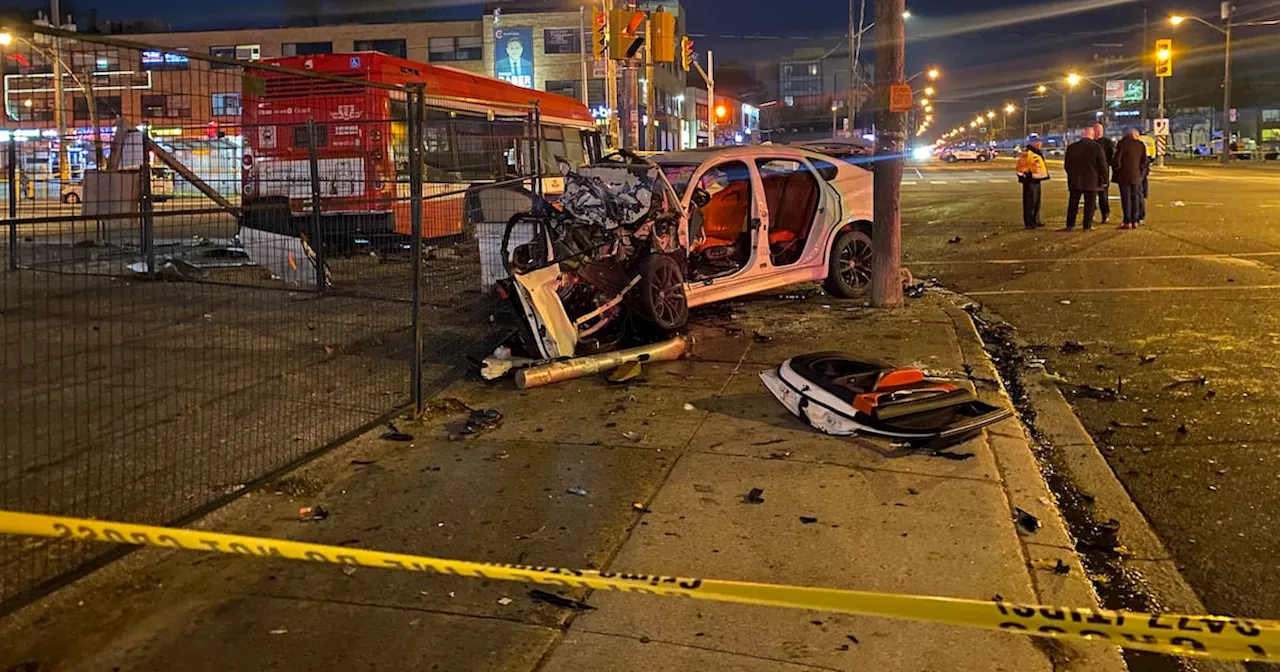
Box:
[502,156,689,355]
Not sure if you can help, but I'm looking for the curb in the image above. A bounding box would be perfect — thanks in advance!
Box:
[939,292,1244,672]
[939,298,1127,672]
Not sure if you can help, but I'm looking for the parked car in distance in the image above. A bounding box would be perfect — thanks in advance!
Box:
[499,146,874,359]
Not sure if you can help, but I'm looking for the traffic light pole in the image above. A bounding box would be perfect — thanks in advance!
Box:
[1221,10,1232,165]
[871,0,904,309]
[1157,74,1166,168]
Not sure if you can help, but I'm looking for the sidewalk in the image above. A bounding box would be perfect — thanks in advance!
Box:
[0,291,1124,671]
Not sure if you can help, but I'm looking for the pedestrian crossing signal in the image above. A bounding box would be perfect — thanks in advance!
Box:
[609,9,646,60]
[1155,38,1173,78]
[593,5,608,60]
[680,36,694,71]
[651,8,676,62]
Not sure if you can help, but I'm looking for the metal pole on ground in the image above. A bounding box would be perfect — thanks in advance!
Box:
[305,119,325,293]
[1157,75,1166,168]
[870,0,904,309]
[408,86,425,414]
[139,135,155,278]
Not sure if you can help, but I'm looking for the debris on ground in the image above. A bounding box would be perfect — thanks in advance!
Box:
[567,486,589,497]
[460,409,503,435]
[743,488,766,504]
[622,430,645,443]
[947,236,962,244]
[1177,423,1189,435]
[529,589,595,611]
[1076,518,1123,553]
[1058,299,1072,305]
[1060,340,1087,354]
[846,635,860,645]
[752,330,774,343]
[341,565,358,576]
[1074,385,1119,401]
[608,360,644,384]
[766,451,793,460]
[270,628,289,635]
[127,258,209,281]
[1030,558,1072,575]
[799,516,819,524]
[514,337,691,389]
[380,422,414,442]
[1014,507,1041,535]
[929,449,975,461]
[497,597,513,606]
[1109,420,1147,429]
[297,505,328,522]
[1140,354,1158,364]
[683,402,697,411]
[1165,374,1208,389]
[1171,200,1186,207]
[632,502,652,513]
[479,352,538,381]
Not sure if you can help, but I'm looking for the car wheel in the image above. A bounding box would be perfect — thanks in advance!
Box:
[945,155,957,163]
[824,228,873,298]
[63,192,81,204]
[635,253,688,331]
[977,154,989,162]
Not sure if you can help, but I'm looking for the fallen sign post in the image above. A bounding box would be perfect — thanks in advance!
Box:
[1,509,1278,661]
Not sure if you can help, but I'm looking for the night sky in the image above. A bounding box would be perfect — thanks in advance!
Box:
[15,0,1279,132]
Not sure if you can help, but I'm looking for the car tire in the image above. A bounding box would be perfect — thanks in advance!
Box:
[63,192,81,204]
[824,228,873,299]
[945,155,957,163]
[634,253,688,331]
[977,154,989,162]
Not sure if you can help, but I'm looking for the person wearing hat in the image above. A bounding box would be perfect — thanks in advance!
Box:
[1015,134,1050,228]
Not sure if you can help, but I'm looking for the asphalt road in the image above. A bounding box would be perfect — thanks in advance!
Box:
[904,159,1280,623]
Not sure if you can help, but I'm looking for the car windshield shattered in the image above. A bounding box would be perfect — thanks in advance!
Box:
[498,152,693,360]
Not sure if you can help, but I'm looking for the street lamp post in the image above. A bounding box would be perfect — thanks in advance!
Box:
[1170,10,1241,164]
[831,101,839,136]
[1038,84,1069,145]
[1003,103,1016,143]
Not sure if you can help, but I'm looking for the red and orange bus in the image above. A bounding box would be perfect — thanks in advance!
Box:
[240,51,600,243]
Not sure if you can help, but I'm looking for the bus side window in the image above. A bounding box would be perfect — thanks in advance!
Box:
[542,125,567,176]
[562,128,585,171]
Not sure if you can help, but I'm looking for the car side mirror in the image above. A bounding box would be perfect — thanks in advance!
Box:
[690,186,711,208]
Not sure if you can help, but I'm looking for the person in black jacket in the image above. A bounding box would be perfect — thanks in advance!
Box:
[1113,127,1148,229]
[1092,123,1115,222]
[1063,127,1109,230]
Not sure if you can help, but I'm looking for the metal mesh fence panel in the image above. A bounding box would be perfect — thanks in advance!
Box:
[0,26,547,612]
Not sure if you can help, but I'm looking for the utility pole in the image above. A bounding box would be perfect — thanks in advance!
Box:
[644,13,654,151]
[848,0,857,132]
[1141,7,1150,132]
[50,0,69,181]
[579,5,589,106]
[1218,1,1228,163]
[871,0,904,308]
[1061,91,1068,144]
[706,50,714,146]
[1157,71,1165,167]
[1023,103,1028,140]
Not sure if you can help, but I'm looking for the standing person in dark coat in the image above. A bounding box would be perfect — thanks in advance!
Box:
[1063,127,1109,230]
[1113,127,1148,229]
[1092,124,1116,223]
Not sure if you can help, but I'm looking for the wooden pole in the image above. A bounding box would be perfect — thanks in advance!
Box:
[870,0,904,308]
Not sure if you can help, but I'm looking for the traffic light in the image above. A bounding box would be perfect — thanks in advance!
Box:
[680,36,694,71]
[609,8,645,60]
[592,4,608,60]
[1155,38,1173,77]
[651,8,676,62]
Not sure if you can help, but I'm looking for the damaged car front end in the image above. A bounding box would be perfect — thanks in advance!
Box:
[497,153,694,360]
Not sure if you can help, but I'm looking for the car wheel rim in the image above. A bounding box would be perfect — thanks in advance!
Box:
[838,238,872,289]
[650,262,685,325]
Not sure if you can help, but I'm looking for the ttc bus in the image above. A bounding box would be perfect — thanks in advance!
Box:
[240,51,601,243]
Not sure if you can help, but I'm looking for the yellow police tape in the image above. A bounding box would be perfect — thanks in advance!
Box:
[2,509,1276,661]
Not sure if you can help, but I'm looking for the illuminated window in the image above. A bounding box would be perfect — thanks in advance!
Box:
[211,93,241,116]
[1263,109,1280,123]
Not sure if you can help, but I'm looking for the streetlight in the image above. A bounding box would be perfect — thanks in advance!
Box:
[923,86,935,96]
[1066,73,1082,87]
[906,67,941,84]
[902,10,912,19]
[923,105,932,113]
[919,98,930,107]
[1170,11,1244,164]
[0,31,11,46]
[831,101,840,136]
[1037,83,1069,145]
[1002,103,1016,142]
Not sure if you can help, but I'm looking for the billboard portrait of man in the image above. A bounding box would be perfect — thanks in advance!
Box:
[494,28,534,88]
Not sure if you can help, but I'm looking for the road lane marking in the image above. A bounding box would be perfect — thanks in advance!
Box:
[965,284,1280,297]
[902,181,918,185]
[914,167,924,179]
[959,180,979,184]
[930,180,948,184]
[987,179,1008,183]
[910,252,1280,265]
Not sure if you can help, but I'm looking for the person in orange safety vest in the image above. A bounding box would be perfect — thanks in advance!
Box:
[1016,135,1050,229]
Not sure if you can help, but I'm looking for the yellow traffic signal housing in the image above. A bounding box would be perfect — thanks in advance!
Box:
[609,8,646,60]
[680,35,694,71]
[651,8,676,62]
[592,4,608,60]
[1155,38,1173,77]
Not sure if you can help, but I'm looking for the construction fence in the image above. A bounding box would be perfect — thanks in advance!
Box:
[0,25,548,613]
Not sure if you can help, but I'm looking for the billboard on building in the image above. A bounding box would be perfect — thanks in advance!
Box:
[493,27,534,89]
[1105,79,1145,102]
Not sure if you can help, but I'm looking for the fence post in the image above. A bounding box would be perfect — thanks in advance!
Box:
[7,140,16,271]
[409,86,425,414]
[140,135,156,278]
[532,101,544,199]
[305,119,326,293]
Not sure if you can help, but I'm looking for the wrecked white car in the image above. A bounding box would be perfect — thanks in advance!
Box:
[497,146,874,359]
